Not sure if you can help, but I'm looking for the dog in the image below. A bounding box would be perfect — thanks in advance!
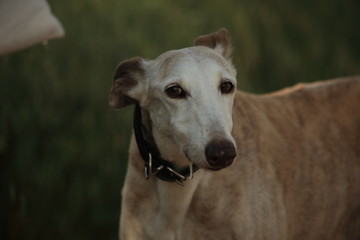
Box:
[109,29,360,240]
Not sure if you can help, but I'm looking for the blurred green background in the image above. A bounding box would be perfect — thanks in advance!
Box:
[1,0,359,239]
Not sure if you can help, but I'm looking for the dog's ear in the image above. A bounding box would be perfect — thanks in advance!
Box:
[194,28,232,61]
[109,57,145,108]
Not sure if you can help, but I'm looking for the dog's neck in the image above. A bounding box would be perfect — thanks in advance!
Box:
[133,108,204,237]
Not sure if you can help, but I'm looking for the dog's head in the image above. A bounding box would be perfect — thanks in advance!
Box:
[110,29,237,170]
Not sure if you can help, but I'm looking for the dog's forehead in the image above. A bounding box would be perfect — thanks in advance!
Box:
[150,46,235,82]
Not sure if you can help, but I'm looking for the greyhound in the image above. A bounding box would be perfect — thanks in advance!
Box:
[109,29,360,240]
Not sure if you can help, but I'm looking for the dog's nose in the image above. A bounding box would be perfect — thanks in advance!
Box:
[205,140,237,169]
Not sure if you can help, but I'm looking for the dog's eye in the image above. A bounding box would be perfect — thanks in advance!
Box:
[220,81,235,94]
[165,85,187,99]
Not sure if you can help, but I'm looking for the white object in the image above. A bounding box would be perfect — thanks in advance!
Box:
[0,0,64,55]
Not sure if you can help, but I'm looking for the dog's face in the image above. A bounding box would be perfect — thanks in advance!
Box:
[110,29,237,170]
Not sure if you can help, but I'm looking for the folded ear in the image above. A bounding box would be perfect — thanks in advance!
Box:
[194,28,232,61]
[109,57,145,109]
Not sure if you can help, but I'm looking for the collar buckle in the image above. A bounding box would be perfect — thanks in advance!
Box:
[144,153,187,186]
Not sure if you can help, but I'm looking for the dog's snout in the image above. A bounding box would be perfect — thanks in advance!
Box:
[205,140,236,169]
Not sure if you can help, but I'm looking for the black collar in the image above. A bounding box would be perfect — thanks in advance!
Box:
[133,104,198,185]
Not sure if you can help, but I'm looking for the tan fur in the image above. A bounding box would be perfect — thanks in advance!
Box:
[113,30,360,240]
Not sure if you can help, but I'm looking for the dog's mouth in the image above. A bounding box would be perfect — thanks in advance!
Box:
[207,157,235,171]
[184,150,235,171]
[207,166,224,171]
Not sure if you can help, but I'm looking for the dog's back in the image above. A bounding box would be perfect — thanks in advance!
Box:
[230,76,360,239]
